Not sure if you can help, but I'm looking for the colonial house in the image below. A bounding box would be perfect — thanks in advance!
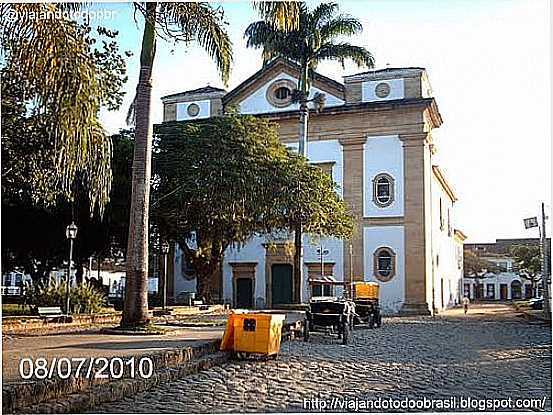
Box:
[161,58,465,315]
[463,238,551,301]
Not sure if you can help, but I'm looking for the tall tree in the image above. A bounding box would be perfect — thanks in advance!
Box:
[153,115,353,300]
[245,2,374,301]
[122,3,232,326]
[0,4,127,214]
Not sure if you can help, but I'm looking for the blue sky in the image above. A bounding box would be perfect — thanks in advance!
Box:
[91,0,551,243]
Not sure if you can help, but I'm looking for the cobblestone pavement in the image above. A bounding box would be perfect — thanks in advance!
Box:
[90,305,551,413]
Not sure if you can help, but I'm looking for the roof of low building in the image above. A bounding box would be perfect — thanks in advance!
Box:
[161,85,227,100]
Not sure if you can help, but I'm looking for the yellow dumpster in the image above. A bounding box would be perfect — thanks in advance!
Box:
[220,312,286,356]
[354,281,379,300]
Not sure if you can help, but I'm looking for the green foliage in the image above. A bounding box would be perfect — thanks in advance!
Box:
[245,2,374,91]
[0,3,130,214]
[2,130,134,281]
[153,114,353,298]
[463,250,503,278]
[23,280,106,314]
[511,245,542,280]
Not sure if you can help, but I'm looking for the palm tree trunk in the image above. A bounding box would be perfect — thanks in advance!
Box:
[293,62,310,304]
[121,2,157,327]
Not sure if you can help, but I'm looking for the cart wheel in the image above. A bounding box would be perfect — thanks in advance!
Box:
[376,313,382,328]
[303,319,310,342]
[342,321,350,345]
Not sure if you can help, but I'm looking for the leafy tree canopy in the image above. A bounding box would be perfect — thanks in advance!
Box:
[511,245,542,280]
[152,114,353,297]
[463,250,504,278]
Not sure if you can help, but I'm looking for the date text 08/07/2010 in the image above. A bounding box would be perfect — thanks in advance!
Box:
[19,357,154,380]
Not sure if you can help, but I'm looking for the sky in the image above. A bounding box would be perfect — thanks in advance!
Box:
[90,0,551,243]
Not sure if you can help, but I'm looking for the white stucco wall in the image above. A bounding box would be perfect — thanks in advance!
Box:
[176,100,211,121]
[362,78,405,102]
[222,236,267,307]
[363,135,404,217]
[430,173,462,311]
[238,72,344,115]
[463,272,533,300]
[363,225,405,314]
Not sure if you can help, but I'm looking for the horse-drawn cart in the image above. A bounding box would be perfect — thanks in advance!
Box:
[303,276,356,344]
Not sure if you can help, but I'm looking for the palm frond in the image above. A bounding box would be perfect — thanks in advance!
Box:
[311,2,339,26]
[252,1,301,31]
[317,42,375,69]
[157,2,233,85]
[320,15,363,41]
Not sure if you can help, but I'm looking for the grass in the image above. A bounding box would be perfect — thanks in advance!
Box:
[103,322,169,335]
[2,303,33,316]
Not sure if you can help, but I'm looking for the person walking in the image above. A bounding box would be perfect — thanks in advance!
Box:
[462,296,470,314]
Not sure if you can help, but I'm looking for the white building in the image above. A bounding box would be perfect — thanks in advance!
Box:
[463,239,550,300]
[162,59,465,315]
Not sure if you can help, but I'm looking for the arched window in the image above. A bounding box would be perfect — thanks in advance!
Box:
[372,173,394,207]
[373,247,396,282]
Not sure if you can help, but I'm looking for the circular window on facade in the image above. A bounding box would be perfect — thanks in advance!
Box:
[266,79,296,108]
[187,103,200,117]
[373,247,396,282]
[375,82,391,98]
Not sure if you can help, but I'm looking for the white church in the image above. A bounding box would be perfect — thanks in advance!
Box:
[160,58,465,315]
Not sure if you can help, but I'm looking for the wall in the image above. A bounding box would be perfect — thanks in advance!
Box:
[222,236,267,307]
[363,225,405,314]
[176,100,211,121]
[238,72,344,115]
[430,173,460,311]
[362,78,405,102]
[363,135,404,217]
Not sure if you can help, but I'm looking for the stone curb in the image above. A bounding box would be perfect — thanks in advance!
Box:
[17,351,230,414]
[2,340,226,414]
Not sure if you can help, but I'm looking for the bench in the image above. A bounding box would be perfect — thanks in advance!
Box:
[37,306,66,321]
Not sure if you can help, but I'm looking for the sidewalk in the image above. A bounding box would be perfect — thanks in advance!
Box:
[2,324,226,413]
[2,325,224,383]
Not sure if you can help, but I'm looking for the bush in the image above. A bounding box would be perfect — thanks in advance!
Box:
[23,280,106,314]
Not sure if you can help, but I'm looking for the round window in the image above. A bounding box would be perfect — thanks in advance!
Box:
[266,79,296,108]
[187,103,200,117]
[375,82,391,98]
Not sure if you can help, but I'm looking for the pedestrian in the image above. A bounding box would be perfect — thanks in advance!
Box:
[462,296,470,314]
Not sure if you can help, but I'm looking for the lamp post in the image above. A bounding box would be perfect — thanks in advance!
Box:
[161,241,170,311]
[293,89,326,304]
[65,222,78,316]
[523,207,550,317]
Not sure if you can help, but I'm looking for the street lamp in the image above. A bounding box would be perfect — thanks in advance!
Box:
[65,222,78,316]
[523,205,550,318]
[161,241,170,311]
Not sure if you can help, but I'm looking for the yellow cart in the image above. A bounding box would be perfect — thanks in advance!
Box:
[221,312,286,359]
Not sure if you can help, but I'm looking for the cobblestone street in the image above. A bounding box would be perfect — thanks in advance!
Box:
[91,304,551,413]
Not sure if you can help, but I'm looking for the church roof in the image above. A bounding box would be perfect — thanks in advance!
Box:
[161,85,226,101]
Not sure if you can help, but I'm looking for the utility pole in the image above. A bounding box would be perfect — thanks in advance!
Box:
[541,202,550,317]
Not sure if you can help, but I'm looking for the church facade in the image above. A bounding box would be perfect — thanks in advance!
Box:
[161,58,465,315]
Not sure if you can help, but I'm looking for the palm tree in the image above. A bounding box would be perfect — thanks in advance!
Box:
[245,2,375,302]
[122,2,232,327]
